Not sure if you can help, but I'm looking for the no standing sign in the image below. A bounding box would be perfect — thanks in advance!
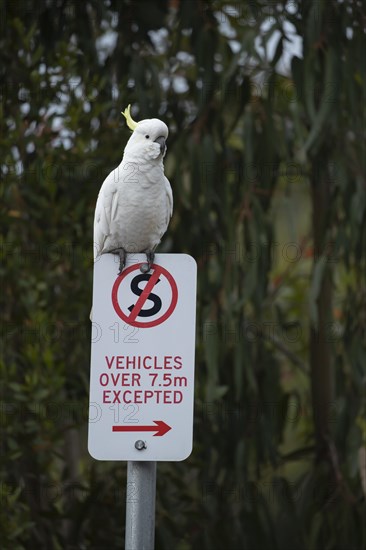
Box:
[88,253,197,461]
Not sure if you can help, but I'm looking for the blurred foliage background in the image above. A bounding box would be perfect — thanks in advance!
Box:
[1,0,366,548]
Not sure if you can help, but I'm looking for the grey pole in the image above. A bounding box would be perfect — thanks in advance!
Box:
[125,461,157,550]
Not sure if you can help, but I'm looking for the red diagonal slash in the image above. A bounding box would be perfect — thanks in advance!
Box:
[127,266,162,322]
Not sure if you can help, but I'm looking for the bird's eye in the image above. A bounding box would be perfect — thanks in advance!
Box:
[145,135,149,139]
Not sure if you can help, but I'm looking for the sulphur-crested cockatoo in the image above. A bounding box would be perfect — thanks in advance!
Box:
[93,104,173,274]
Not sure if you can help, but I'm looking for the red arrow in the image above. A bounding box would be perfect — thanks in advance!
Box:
[112,420,171,437]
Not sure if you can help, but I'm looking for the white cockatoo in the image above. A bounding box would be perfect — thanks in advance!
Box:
[93,104,173,274]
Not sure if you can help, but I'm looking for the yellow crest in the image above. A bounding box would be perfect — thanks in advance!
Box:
[121,104,138,131]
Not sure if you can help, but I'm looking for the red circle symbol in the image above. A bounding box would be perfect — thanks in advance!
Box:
[112,264,178,328]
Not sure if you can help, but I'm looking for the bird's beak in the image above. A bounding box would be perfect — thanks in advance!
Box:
[154,136,166,156]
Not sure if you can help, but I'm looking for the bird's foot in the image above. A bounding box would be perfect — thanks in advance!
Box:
[140,251,154,273]
[111,248,126,275]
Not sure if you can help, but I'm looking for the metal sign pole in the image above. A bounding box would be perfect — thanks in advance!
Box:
[125,461,157,550]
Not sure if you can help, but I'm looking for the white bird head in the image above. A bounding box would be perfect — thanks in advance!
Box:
[121,104,168,160]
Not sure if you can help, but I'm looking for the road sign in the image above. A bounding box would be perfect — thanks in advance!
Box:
[88,253,197,461]
[111,263,178,328]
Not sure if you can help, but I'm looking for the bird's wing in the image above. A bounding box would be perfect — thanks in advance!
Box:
[164,175,173,225]
[154,175,173,246]
[93,170,118,258]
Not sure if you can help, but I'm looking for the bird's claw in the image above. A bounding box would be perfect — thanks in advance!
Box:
[140,251,155,273]
[111,248,126,275]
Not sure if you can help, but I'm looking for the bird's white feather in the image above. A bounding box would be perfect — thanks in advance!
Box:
[93,117,172,259]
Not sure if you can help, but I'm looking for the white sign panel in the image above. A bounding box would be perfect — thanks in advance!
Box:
[88,253,197,461]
